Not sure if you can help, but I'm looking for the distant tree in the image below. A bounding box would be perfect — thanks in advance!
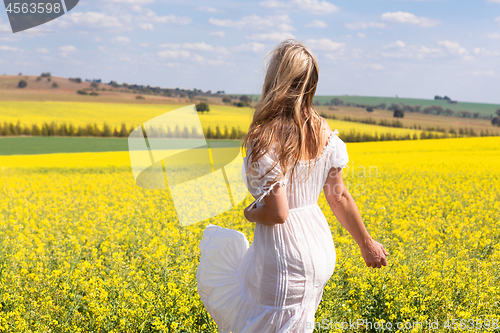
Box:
[77,90,88,95]
[119,123,128,137]
[18,80,27,88]
[69,77,82,83]
[89,92,99,96]
[473,112,480,119]
[332,98,344,106]
[496,109,500,117]
[136,95,145,100]
[222,96,232,104]
[52,82,59,88]
[313,100,321,106]
[434,95,443,100]
[393,109,404,118]
[366,107,374,112]
[236,102,245,107]
[41,72,51,78]
[196,102,210,114]
[90,82,99,88]
[492,117,500,127]
[388,103,400,110]
[239,95,251,105]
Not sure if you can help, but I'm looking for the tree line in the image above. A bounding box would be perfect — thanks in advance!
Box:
[319,113,499,137]
[1,120,497,143]
[322,98,496,120]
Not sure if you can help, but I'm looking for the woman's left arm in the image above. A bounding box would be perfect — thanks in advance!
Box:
[244,181,289,226]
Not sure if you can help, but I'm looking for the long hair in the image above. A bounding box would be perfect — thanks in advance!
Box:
[242,38,325,194]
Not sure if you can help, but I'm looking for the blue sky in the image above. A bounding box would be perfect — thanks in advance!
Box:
[1,0,500,103]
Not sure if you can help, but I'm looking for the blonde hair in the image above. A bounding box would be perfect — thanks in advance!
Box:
[242,38,327,193]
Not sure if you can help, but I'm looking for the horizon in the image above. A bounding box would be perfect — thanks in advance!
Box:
[4,73,500,107]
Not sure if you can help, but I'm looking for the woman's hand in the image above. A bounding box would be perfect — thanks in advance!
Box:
[243,202,257,223]
[360,238,389,268]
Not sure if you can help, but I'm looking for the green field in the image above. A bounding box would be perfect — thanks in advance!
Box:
[242,94,500,118]
[0,137,242,156]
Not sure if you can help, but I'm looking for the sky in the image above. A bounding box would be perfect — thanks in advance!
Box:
[1,0,500,104]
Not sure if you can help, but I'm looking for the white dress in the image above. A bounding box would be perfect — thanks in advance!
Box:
[196,128,349,333]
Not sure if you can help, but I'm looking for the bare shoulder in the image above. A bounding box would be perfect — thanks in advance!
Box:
[320,117,333,139]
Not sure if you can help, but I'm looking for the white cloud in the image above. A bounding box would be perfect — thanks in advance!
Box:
[259,0,339,14]
[438,40,468,54]
[471,70,494,76]
[232,42,266,53]
[139,23,154,30]
[472,47,499,56]
[108,0,155,3]
[192,54,205,63]
[0,22,10,31]
[379,44,444,60]
[495,16,500,24]
[0,45,19,51]
[345,21,386,30]
[246,32,296,41]
[210,31,225,37]
[159,42,229,57]
[305,20,327,28]
[160,42,212,51]
[486,32,500,39]
[369,63,384,70]
[487,0,500,3]
[357,33,367,38]
[58,45,77,52]
[36,48,50,53]
[305,38,345,51]
[139,43,149,47]
[182,42,214,51]
[209,14,294,31]
[384,40,406,48]
[190,54,226,66]
[258,0,284,8]
[113,36,130,44]
[196,6,221,13]
[56,12,125,30]
[158,50,190,59]
[143,9,191,25]
[290,0,339,14]
[381,12,440,27]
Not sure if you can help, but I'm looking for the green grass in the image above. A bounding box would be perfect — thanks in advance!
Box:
[0,137,130,155]
[0,137,242,155]
[315,96,499,117]
[241,94,500,117]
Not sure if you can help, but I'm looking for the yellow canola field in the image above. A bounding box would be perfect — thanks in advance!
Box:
[0,136,499,332]
[0,101,422,137]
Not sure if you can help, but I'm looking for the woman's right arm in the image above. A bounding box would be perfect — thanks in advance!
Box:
[323,167,389,268]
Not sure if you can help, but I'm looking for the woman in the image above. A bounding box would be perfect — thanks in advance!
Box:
[196,38,389,333]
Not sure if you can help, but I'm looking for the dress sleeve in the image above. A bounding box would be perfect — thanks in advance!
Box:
[241,142,288,209]
[328,129,349,169]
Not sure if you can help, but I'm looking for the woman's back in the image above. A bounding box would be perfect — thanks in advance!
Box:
[197,124,349,333]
